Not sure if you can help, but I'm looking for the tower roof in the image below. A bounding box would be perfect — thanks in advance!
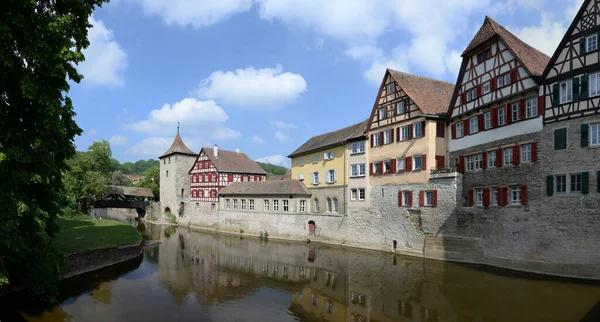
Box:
[159,133,196,158]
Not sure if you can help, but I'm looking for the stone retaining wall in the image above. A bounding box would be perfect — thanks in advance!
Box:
[63,239,144,279]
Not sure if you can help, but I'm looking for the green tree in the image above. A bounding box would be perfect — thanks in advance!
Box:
[106,170,133,186]
[0,0,108,300]
[136,165,160,200]
[63,141,114,205]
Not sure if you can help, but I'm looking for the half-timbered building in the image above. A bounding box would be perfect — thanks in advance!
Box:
[189,145,267,207]
[540,0,600,208]
[447,17,549,208]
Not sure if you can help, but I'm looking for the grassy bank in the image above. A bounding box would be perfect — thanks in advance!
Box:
[55,215,141,253]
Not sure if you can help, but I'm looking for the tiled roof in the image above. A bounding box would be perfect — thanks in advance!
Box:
[106,185,154,198]
[268,169,292,181]
[219,180,311,196]
[346,119,369,141]
[288,120,367,158]
[201,147,267,175]
[462,16,550,76]
[387,69,455,115]
[159,133,196,158]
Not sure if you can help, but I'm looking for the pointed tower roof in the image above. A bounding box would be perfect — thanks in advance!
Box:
[462,16,549,76]
[159,125,196,158]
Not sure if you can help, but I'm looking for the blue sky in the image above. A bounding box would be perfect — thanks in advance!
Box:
[72,0,583,167]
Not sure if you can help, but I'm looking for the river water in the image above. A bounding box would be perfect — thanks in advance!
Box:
[2,222,600,322]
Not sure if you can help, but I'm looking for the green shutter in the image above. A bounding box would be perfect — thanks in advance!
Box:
[552,83,560,106]
[546,175,554,196]
[581,74,589,99]
[597,171,600,193]
[554,128,567,150]
[581,124,589,147]
[573,77,580,100]
[582,172,589,194]
[581,37,587,54]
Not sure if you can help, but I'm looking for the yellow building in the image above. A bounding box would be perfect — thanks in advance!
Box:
[288,121,367,215]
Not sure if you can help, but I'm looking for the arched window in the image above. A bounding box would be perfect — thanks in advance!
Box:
[327,198,332,212]
[333,198,338,213]
[314,198,319,212]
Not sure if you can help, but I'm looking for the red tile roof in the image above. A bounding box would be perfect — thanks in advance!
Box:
[387,69,455,115]
[199,147,267,175]
[159,133,196,158]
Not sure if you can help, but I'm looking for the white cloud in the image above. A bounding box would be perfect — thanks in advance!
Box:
[364,49,411,85]
[345,45,383,63]
[87,129,97,136]
[514,12,567,56]
[274,130,289,142]
[251,136,265,145]
[109,134,128,146]
[196,64,307,109]
[127,137,203,157]
[255,154,290,167]
[123,0,253,29]
[270,120,296,130]
[566,0,584,21]
[79,16,127,87]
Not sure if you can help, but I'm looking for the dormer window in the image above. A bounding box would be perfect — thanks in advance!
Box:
[477,47,492,64]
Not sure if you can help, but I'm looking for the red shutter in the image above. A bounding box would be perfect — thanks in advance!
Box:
[419,191,425,207]
[490,78,497,91]
[398,190,403,207]
[379,161,384,175]
[390,130,395,143]
[478,114,484,132]
[432,190,438,207]
[408,124,414,139]
[532,142,538,162]
[496,189,502,206]
[476,84,482,97]
[421,121,426,137]
[459,155,465,173]
[483,188,490,207]
[502,187,509,206]
[408,191,413,207]
[391,158,397,173]
[505,103,511,123]
[370,134,374,148]
[379,132,384,144]
[518,99,525,120]
[513,145,520,165]
[468,190,474,207]
[208,173,212,182]
[435,155,445,170]
[491,108,498,127]
[510,68,518,84]
[463,119,470,136]
[422,154,427,171]
[396,127,400,142]
[451,123,456,139]
[482,152,488,169]
[496,148,503,168]
[461,92,467,104]
[520,185,528,205]
[228,174,233,182]
[537,96,544,117]
[369,163,374,175]
[406,156,412,172]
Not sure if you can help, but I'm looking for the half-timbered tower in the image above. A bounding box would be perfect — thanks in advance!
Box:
[447,17,549,209]
[189,145,267,208]
[540,0,600,209]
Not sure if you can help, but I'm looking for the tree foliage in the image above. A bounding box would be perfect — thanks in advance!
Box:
[0,0,108,300]
[136,165,160,200]
[109,158,159,175]
[256,162,288,177]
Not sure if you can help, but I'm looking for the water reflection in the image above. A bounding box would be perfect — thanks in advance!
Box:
[3,223,600,322]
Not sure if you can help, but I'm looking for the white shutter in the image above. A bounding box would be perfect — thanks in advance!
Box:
[324,152,328,160]
[299,173,304,180]
[316,172,320,184]
[310,173,315,184]
[333,169,337,182]
[330,152,334,158]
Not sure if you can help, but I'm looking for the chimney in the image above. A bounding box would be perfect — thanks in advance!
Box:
[214,144,219,159]
[236,148,240,154]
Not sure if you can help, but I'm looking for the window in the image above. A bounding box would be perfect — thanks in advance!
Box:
[554,173,586,195]
[379,107,388,120]
[324,151,335,160]
[384,129,393,144]
[351,189,357,201]
[273,200,279,211]
[400,126,409,141]
[373,162,382,174]
[326,169,337,183]
[525,98,537,118]
[283,200,289,212]
[497,76,504,88]
[233,199,238,210]
[168,157,171,164]
[166,170,169,177]
[241,199,246,210]
[470,117,478,134]
[556,174,567,194]
[413,156,423,171]
[498,107,506,126]
[414,122,424,138]
[476,189,484,206]
[424,191,433,206]
[571,173,582,192]
[327,198,332,212]
[588,34,598,52]
[491,188,498,206]
[300,200,306,212]
[396,101,405,114]
[333,198,339,213]
[249,200,254,210]
[351,141,365,154]
[373,133,382,146]
[397,158,405,172]
[466,90,472,101]
[299,159,304,166]
[359,188,365,201]
[387,83,394,94]
[465,154,482,171]
[314,198,319,212]
[226,199,231,210]
[471,88,477,100]
[477,48,492,64]
[311,172,320,184]
[511,186,521,205]
[264,200,270,211]
[350,164,366,177]
[503,147,513,165]
[488,150,497,168]
[504,73,511,86]
[402,191,410,206]
[456,122,464,137]
[484,112,492,129]
[591,124,600,146]
[312,156,319,163]
[521,144,532,163]
[590,73,600,97]
[380,160,390,173]
[559,80,573,104]
[483,82,490,94]
[511,103,519,122]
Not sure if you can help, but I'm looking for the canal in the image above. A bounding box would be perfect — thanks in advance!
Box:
[2,222,600,321]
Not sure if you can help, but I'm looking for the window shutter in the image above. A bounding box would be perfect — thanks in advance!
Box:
[510,68,518,84]
[580,37,587,54]
[459,155,465,173]
[421,121,426,137]
[311,173,315,184]
[546,175,554,196]
[505,103,511,123]
[408,124,414,139]
[369,163,373,175]
[432,190,438,207]
[581,74,589,99]
[406,156,412,172]
[408,191,413,207]
[552,84,560,107]
[398,190,403,207]
[463,119,470,136]
[419,191,424,207]
[537,96,544,117]
[502,187,509,206]
[532,142,538,162]
[451,123,456,139]
[482,152,488,169]
[476,84,482,97]
[496,148,503,168]
[496,189,502,206]
[491,108,498,127]
[208,173,212,182]
[490,78,497,91]
[582,171,589,194]
[478,114,484,132]
[554,128,566,150]
[379,132,384,144]
[396,127,401,142]
[573,76,580,101]
[333,169,337,182]
[379,161,384,175]
[598,171,600,193]
[483,188,490,207]
[461,92,467,104]
[435,155,445,170]
[228,174,233,182]
[468,190,474,207]
[391,158,397,173]
[390,131,395,144]
[518,99,525,120]
[422,154,427,170]
[581,124,589,147]
[513,145,520,165]
[370,134,374,148]
[520,185,528,205]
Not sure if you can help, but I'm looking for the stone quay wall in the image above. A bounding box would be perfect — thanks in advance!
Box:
[62,239,144,279]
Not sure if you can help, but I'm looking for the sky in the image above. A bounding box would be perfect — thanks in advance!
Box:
[72,0,584,167]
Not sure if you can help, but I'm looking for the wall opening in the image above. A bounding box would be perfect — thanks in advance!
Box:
[181,189,184,196]
[393,240,397,250]
[164,207,171,214]
[308,220,316,233]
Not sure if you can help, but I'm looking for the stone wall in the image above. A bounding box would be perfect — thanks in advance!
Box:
[160,154,196,218]
[63,239,144,279]
[308,185,347,215]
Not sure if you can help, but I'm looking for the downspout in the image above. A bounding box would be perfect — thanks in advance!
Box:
[343,143,347,216]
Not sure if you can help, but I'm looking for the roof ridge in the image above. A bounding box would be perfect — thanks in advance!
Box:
[387,68,455,86]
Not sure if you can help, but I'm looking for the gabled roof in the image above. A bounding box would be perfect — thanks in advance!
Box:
[219,180,311,196]
[191,147,267,175]
[159,133,196,158]
[463,16,550,77]
[542,0,590,79]
[268,169,292,181]
[105,185,154,198]
[387,69,455,115]
[287,119,368,158]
